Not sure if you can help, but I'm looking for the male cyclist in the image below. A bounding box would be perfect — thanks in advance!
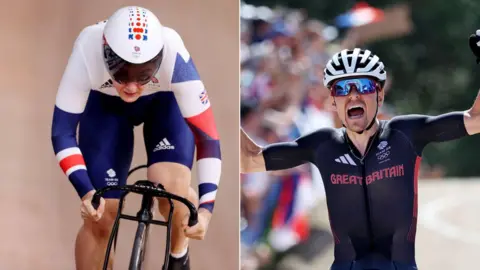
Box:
[51,6,221,270]
[241,35,480,269]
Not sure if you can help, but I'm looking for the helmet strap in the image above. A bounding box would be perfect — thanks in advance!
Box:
[355,91,379,134]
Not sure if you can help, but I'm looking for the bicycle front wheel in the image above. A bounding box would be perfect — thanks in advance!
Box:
[129,222,150,270]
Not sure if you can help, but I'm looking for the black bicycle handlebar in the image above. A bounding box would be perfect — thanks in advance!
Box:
[91,165,198,227]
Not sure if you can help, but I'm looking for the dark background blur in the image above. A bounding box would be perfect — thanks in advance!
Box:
[240,1,480,269]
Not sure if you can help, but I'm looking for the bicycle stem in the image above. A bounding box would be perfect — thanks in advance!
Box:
[137,193,154,221]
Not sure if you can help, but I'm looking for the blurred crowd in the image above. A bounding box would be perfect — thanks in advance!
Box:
[240,2,444,269]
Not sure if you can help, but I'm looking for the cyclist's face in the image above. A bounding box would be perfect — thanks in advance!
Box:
[331,81,384,133]
[112,61,158,85]
[113,80,145,103]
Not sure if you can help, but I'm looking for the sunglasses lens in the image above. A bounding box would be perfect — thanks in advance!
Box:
[332,78,377,96]
[334,84,348,96]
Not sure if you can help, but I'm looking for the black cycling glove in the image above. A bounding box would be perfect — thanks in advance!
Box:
[469,30,480,64]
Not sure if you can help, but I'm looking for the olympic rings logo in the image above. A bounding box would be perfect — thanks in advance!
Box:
[377,151,390,160]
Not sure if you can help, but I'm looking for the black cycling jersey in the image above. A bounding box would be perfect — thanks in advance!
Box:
[262,112,468,269]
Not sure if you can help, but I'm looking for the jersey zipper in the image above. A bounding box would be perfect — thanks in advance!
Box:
[345,127,381,254]
[359,158,375,252]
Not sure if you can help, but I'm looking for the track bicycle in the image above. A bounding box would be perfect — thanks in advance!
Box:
[92,165,198,270]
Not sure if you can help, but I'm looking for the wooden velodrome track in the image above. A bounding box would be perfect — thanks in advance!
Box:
[0,0,239,269]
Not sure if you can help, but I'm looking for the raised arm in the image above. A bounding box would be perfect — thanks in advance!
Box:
[465,31,480,135]
[389,111,470,155]
[464,89,480,135]
[411,88,480,145]
[241,128,323,173]
[240,128,265,173]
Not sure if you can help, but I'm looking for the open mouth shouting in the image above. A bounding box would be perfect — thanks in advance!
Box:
[346,103,366,119]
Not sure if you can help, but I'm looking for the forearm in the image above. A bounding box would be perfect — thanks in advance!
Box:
[464,89,480,135]
[194,139,221,213]
[182,111,221,213]
[240,128,266,173]
[51,106,94,198]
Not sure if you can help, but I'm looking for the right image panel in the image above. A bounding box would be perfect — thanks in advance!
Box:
[240,1,480,270]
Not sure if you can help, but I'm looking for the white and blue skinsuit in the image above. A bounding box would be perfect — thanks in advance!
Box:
[51,21,221,213]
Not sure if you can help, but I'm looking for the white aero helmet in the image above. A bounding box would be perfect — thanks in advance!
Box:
[323,48,387,88]
[103,6,164,84]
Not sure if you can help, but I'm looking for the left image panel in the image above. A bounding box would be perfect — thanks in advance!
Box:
[0,1,239,270]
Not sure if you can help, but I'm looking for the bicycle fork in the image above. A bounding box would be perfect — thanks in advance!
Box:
[101,191,175,270]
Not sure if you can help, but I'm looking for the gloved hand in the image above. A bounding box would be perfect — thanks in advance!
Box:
[468,30,480,64]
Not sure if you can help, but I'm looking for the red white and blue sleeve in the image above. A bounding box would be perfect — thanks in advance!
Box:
[51,29,94,199]
[170,33,222,214]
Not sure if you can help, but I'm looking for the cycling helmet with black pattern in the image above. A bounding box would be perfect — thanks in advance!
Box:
[323,48,387,89]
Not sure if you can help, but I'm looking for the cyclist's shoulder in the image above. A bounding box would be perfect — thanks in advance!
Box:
[69,22,105,73]
[163,26,182,42]
[385,114,429,129]
[161,26,199,85]
[382,114,432,141]
[57,21,108,92]
[74,21,105,49]
[162,26,188,57]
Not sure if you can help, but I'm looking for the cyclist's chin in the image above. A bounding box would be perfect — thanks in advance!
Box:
[118,91,141,103]
[345,116,368,131]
